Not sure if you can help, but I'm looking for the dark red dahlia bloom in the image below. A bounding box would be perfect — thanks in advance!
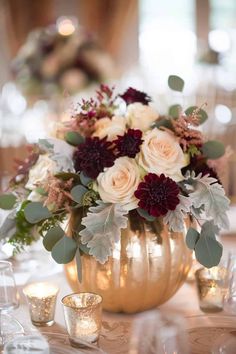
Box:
[134,173,180,217]
[73,137,115,179]
[120,87,151,105]
[114,129,143,158]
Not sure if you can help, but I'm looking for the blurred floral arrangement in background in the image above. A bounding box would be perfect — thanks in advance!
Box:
[0,77,230,279]
[12,19,116,98]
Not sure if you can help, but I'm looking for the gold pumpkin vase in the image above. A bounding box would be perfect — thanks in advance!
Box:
[65,214,192,313]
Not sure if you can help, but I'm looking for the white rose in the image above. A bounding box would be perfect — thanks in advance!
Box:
[138,128,186,182]
[97,157,140,211]
[126,103,158,131]
[93,116,126,141]
[25,155,57,190]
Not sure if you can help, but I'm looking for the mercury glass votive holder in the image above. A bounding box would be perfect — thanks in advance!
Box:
[23,282,59,326]
[61,292,103,348]
[195,267,228,313]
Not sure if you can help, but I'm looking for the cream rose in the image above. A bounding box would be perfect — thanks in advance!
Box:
[126,103,158,131]
[138,128,186,182]
[25,155,57,190]
[93,116,126,141]
[97,157,140,210]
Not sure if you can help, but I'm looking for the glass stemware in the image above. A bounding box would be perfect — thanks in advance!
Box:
[0,261,21,349]
[128,310,189,354]
[224,252,236,314]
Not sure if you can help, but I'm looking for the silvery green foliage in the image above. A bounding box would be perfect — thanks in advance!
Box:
[184,172,230,229]
[38,138,75,172]
[163,195,192,232]
[0,209,17,240]
[80,201,128,263]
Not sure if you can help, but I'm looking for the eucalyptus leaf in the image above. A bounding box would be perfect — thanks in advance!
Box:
[153,118,173,130]
[185,106,208,124]
[24,202,52,224]
[75,248,82,283]
[65,131,85,146]
[71,185,88,204]
[195,235,223,268]
[0,194,17,210]
[79,243,90,255]
[43,226,64,251]
[168,104,182,118]
[51,235,77,264]
[137,208,156,222]
[202,141,225,159]
[186,228,200,249]
[168,75,185,92]
[80,172,93,186]
[55,172,80,182]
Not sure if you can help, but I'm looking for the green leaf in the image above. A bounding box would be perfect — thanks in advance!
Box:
[80,172,93,186]
[79,243,90,255]
[195,235,223,268]
[168,75,185,92]
[55,172,80,182]
[202,141,225,160]
[51,235,77,264]
[186,228,200,249]
[35,187,47,196]
[153,118,174,130]
[65,131,85,146]
[168,104,182,118]
[75,248,82,283]
[137,208,156,222]
[38,139,54,151]
[24,202,52,224]
[71,185,88,204]
[0,194,17,210]
[185,106,208,124]
[43,226,64,251]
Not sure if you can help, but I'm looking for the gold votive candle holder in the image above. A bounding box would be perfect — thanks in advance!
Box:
[23,282,59,326]
[61,292,102,348]
[195,267,228,313]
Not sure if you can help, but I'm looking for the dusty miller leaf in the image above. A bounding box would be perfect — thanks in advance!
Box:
[184,173,230,229]
[163,195,192,232]
[79,201,128,263]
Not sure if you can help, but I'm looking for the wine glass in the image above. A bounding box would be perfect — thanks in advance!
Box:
[128,310,189,354]
[0,261,22,349]
[224,252,236,314]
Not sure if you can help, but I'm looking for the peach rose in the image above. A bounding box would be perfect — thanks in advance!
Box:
[126,103,158,131]
[97,157,140,210]
[25,155,57,190]
[93,116,126,141]
[138,128,186,181]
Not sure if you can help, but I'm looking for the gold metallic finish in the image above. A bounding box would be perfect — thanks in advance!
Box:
[62,292,102,347]
[65,216,192,313]
[23,282,59,326]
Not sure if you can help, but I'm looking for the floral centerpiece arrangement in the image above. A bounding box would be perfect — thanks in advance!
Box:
[0,77,230,282]
[12,23,115,97]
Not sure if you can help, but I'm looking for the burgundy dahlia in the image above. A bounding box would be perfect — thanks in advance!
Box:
[134,173,180,217]
[114,129,143,158]
[73,137,115,179]
[120,87,151,105]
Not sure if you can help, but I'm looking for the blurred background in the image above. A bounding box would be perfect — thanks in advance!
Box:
[0,0,236,199]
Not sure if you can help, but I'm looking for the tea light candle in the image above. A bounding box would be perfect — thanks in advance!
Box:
[62,293,102,348]
[23,282,59,326]
[195,267,227,313]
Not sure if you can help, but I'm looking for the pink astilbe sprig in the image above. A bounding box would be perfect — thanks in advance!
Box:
[172,109,203,152]
[43,177,74,211]
[62,84,116,137]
